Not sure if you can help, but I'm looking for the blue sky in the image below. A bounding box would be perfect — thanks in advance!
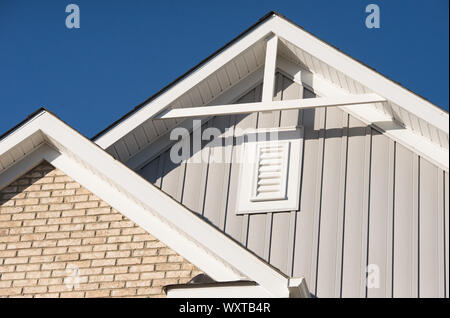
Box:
[0,0,448,138]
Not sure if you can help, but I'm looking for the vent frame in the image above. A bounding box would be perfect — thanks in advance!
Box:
[236,126,303,215]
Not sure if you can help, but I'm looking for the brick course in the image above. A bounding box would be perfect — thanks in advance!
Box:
[0,162,202,298]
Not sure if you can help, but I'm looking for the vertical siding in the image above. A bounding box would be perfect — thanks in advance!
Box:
[202,115,234,227]
[269,75,303,274]
[160,151,185,202]
[246,84,271,259]
[136,74,448,298]
[224,85,260,245]
[180,121,210,214]
[419,159,445,297]
[292,107,324,293]
[315,107,347,298]
[393,144,419,297]
[140,156,160,185]
[367,131,394,298]
[341,118,371,298]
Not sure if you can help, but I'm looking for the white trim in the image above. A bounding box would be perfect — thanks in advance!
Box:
[1,142,242,282]
[0,115,45,157]
[0,110,291,297]
[277,57,449,171]
[262,35,278,103]
[236,127,303,214]
[155,94,386,119]
[93,14,447,153]
[126,67,265,171]
[48,150,243,282]
[0,145,51,191]
[94,17,278,149]
[271,15,449,134]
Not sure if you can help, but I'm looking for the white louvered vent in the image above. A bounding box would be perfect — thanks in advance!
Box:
[251,142,289,202]
[237,127,303,215]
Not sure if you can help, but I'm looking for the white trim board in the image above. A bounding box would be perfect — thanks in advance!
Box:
[276,57,449,172]
[94,17,278,149]
[156,94,386,119]
[0,110,292,297]
[270,15,448,134]
[125,67,265,171]
[0,145,50,191]
[261,34,279,103]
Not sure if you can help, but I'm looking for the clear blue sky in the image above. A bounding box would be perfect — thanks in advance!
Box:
[1,0,448,138]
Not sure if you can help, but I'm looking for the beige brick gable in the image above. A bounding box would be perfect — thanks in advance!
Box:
[0,161,202,298]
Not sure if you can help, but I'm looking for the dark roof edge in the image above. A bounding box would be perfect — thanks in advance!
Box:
[163,280,257,294]
[0,107,92,143]
[0,107,48,142]
[91,10,447,143]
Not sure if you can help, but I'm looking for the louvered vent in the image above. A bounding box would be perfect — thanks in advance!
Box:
[251,142,289,202]
[236,127,302,215]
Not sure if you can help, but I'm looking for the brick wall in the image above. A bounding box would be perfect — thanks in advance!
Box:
[0,161,202,298]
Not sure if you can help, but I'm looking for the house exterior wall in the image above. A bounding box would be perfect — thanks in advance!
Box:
[0,162,201,298]
[138,74,449,298]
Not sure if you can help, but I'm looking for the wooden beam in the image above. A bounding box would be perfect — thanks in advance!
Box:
[155,93,386,119]
[262,35,278,102]
[126,67,265,171]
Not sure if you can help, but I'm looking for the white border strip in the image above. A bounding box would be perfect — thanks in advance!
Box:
[0,111,291,297]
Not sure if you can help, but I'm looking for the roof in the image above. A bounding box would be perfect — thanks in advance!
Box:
[92,11,448,143]
[90,11,277,141]
[0,108,294,297]
[86,11,447,172]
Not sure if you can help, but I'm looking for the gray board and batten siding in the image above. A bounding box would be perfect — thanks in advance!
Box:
[135,74,448,298]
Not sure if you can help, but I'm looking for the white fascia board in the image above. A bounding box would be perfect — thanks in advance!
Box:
[156,94,385,119]
[272,16,449,134]
[95,13,448,150]
[166,285,275,298]
[94,17,278,149]
[0,113,45,157]
[0,144,50,190]
[0,140,241,282]
[278,57,449,172]
[46,149,243,282]
[1,111,290,297]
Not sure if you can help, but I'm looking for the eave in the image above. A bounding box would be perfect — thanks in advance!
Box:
[0,109,294,297]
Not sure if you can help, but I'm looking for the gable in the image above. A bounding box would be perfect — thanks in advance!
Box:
[0,109,295,297]
[137,73,449,298]
[92,12,448,172]
[0,162,202,298]
[0,11,448,299]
